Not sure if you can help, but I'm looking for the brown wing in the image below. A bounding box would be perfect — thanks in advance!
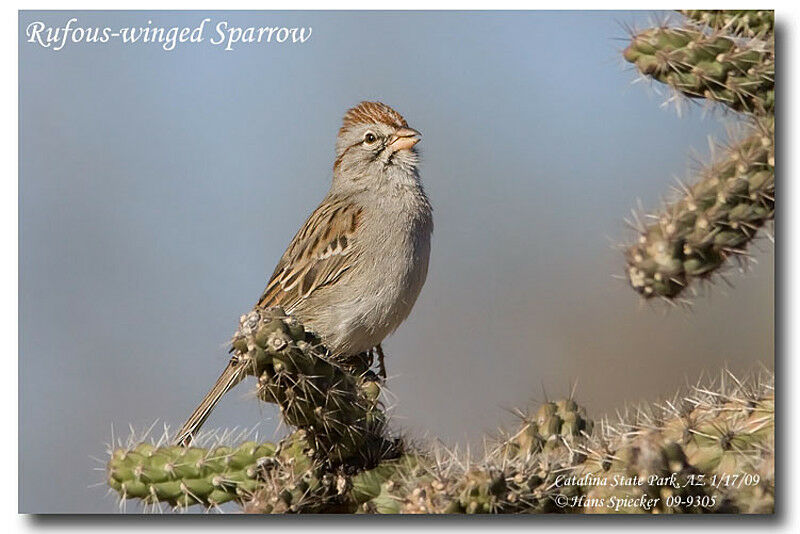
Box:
[256,194,363,312]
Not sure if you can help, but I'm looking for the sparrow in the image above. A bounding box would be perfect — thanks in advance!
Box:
[175,102,432,446]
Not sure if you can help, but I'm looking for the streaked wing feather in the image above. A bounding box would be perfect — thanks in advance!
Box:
[256,195,362,312]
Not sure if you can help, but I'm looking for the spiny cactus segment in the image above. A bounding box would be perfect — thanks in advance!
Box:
[350,371,773,515]
[106,10,775,514]
[625,122,774,299]
[680,10,774,39]
[501,398,594,458]
[624,26,774,115]
[622,10,774,300]
[107,438,278,508]
[108,368,773,513]
[230,306,394,467]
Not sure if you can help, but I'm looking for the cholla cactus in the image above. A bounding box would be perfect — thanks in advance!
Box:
[623,10,774,300]
[679,10,774,38]
[498,398,593,460]
[107,437,277,508]
[226,306,395,467]
[107,364,773,514]
[105,10,774,514]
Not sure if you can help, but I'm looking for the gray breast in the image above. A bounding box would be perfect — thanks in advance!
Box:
[311,191,431,355]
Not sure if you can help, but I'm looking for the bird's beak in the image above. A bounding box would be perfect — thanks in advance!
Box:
[387,127,421,153]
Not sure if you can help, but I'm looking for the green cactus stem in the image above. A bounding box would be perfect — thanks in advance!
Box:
[107,439,278,508]
[623,26,774,115]
[106,11,775,514]
[680,10,774,39]
[625,122,774,299]
[108,371,773,513]
[621,10,774,300]
[229,306,396,467]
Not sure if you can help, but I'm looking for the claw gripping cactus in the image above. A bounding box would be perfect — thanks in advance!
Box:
[622,10,774,300]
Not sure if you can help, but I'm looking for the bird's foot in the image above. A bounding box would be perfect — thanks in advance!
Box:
[375,344,387,380]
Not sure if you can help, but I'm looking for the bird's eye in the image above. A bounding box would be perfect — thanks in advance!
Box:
[364,132,377,144]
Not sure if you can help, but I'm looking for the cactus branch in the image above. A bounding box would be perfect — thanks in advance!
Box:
[680,10,774,39]
[104,10,775,514]
[625,120,774,299]
[622,10,774,300]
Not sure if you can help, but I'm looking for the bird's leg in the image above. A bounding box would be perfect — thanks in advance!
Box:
[337,349,373,376]
[376,344,387,379]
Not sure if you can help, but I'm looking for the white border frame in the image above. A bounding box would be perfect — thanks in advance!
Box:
[6,3,796,532]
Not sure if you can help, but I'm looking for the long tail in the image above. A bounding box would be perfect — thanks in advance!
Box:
[174,358,249,447]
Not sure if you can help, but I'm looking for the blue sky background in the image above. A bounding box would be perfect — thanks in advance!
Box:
[19,11,773,513]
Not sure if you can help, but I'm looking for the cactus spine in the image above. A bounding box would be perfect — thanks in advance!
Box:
[107,365,773,513]
[230,307,394,467]
[107,439,277,508]
[622,11,774,300]
[679,10,774,39]
[105,10,774,514]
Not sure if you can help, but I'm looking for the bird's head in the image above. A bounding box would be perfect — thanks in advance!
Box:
[333,101,421,188]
